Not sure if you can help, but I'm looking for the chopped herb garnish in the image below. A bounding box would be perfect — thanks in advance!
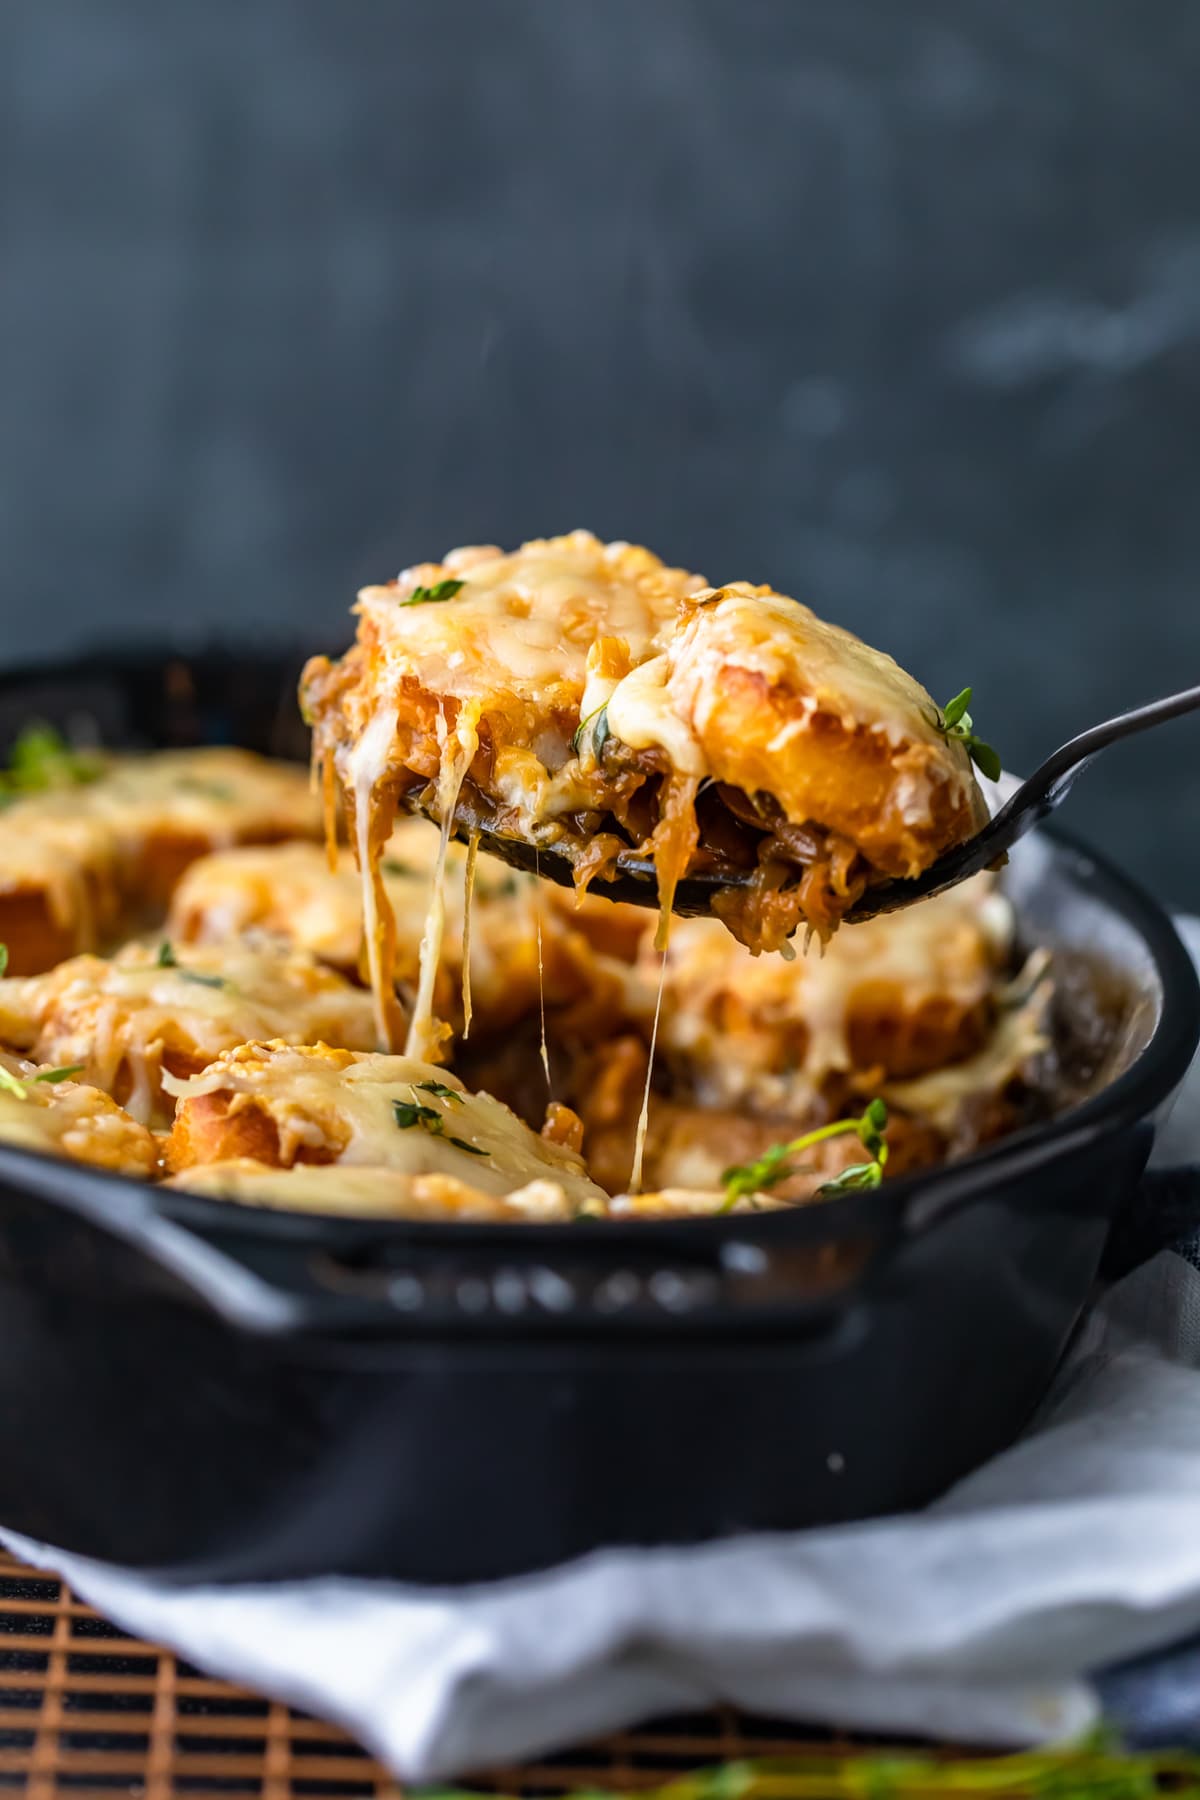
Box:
[393,1088,488,1157]
[0,723,103,808]
[0,945,7,978]
[930,688,1002,782]
[399,578,465,607]
[382,858,415,878]
[31,1065,85,1085]
[720,1098,889,1211]
[0,1066,27,1099]
[816,1158,885,1195]
[156,940,224,987]
[571,701,610,758]
[392,1099,441,1131]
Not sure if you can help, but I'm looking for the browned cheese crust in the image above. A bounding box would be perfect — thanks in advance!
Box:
[301,532,986,1048]
[0,749,321,974]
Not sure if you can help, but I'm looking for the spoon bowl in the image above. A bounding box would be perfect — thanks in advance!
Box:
[457,682,1200,926]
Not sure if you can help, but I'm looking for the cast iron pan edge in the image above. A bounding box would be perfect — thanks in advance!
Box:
[0,640,1196,1344]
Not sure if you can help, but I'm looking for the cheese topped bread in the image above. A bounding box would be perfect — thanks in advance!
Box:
[301,531,986,1047]
[166,1041,609,1220]
[0,940,377,1125]
[0,1051,159,1176]
[0,746,322,974]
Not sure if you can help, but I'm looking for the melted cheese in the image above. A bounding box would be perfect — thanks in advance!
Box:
[85,747,321,849]
[356,533,703,709]
[666,587,954,755]
[306,528,987,1030]
[0,1051,158,1175]
[167,1041,609,1214]
[881,951,1053,1135]
[627,875,1013,1118]
[348,703,401,1048]
[460,831,479,1038]
[404,703,480,1062]
[167,1160,595,1222]
[0,940,377,1124]
[0,748,321,968]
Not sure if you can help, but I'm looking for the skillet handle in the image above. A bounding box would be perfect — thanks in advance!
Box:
[0,1146,885,1341]
[1101,1165,1200,1279]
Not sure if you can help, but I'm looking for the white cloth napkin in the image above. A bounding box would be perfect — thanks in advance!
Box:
[5,921,1200,1782]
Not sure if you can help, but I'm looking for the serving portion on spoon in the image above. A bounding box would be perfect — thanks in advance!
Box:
[459,681,1200,924]
[303,530,987,1031]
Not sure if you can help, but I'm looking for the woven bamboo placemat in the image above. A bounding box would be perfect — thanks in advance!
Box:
[2,1548,1197,1798]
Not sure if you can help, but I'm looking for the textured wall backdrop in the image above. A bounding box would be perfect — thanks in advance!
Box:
[1,0,1198,900]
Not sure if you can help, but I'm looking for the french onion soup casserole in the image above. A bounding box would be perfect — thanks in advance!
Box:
[0,541,1060,1220]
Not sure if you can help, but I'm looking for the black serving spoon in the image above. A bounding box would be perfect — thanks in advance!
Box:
[452,683,1200,923]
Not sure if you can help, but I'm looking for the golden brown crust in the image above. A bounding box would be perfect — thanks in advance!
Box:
[0,941,377,1126]
[165,1088,345,1172]
[0,887,92,978]
[0,1052,159,1177]
[302,533,988,1049]
[0,749,321,973]
[166,1040,610,1219]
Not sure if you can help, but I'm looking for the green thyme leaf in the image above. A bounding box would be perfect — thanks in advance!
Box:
[156,940,224,987]
[571,701,610,757]
[382,858,415,877]
[720,1099,889,1211]
[31,1065,85,1085]
[931,689,1003,783]
[0,1065,27,1099]
[0,723,103,805]
[592,706,611,758]
[0,945,7,978]
[392,1099,441,1131]
[817,1159,885,1196]
[400,578,465,607]
[940,687,973,729]
[968,738,1003,781]
[863,1096,888,1133]
[393,1087,489,1158]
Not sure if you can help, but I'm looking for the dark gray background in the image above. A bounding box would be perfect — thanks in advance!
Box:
[2,1,1198,901]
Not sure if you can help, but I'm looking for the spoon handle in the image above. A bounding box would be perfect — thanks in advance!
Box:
[846,680,1200,921]
[994,681,1200,828]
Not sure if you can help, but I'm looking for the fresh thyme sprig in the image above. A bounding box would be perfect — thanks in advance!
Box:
[417,1731,1200,1800]
[719,1098,888,1211]
[392,1090,485,1155]
[571,702,610,757]
[0,724,103,808]
[931,688,1002,782]
[399,578,465,607]
[413,1080,463,1103]
[155,941,226,989]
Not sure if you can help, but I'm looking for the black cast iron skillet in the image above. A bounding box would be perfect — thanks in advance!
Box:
[0,645,1196,1587]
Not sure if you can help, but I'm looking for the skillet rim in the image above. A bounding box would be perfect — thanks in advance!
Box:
[0,637,1194,1260]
